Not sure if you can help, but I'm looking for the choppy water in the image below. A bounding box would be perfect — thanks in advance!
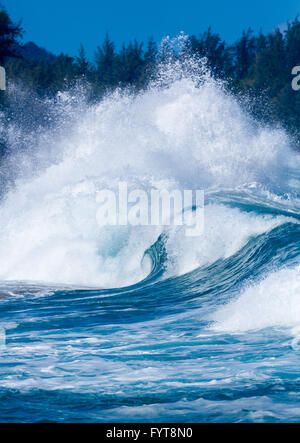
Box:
[0,56,300,422]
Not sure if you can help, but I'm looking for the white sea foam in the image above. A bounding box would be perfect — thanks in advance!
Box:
[0,58,296,287]
[211,265,300,332]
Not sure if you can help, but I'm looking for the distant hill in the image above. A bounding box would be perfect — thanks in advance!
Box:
[18,42,57,63]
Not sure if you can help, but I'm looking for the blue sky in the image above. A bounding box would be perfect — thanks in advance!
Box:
[5,0,300,59]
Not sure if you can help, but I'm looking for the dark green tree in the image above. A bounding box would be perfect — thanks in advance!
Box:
[251,29,287,97]
[233,28,256,80]
[136,37,157,88]
[95,34,116,88]
[116,39,145,87]
[76,44,90,77]
[0,6,23,64]
[285,18,300,70]
[189,28,233,77]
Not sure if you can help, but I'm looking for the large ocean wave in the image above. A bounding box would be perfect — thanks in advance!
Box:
[0,54,299,422]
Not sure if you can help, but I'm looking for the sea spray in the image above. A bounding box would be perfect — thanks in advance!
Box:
[0,47,299,423]
[0,52,295,287]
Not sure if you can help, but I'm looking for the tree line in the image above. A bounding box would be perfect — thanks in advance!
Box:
[1,5,300,142]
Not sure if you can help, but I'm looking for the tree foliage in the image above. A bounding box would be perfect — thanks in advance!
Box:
[0,6,23,64]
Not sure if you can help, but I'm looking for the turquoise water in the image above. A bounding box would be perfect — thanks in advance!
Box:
[0,188,300,423]
[0,58,300,422]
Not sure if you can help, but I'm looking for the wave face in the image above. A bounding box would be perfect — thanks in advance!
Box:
[0,54,300,423]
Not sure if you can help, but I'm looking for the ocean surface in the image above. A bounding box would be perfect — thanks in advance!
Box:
[0,57,300,423]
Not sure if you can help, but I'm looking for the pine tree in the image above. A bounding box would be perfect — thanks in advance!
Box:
[0,6,23,64]
[116,40,145,87]
[189,28,233,77]
[234,28,256,80]
[285,18,300,71]
[252,29,287,97]
[139,37,157,87]
[76,44,89,77]
[95,34,116,88]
